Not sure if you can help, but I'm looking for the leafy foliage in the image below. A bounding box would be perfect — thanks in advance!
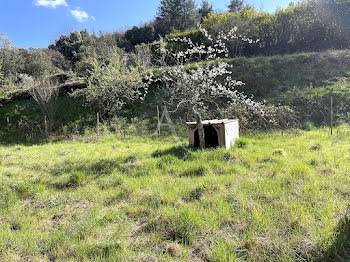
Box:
[0,57,3,81]
[228,0,251,13]
[198,0,213,20]
[204,0,350,56]
[0,34,69,84]
[152,0,350,58]
[24,49,55,78]
[4,0,350,80]
[73,48,147,116]
[156,0,200,34]
[125,24,157,47]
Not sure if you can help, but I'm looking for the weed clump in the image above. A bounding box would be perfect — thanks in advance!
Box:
[69,171,87,187]
[309,159,318,166]
[139,194,167,208]
[185,184,207,201]
[222,151,236,163]
[89,158,119,175]
[123,155,136,164]
[181,166,208,177]
[164,242,184,257]
[157,155,178,170]
[83,240,122,260]
[273,149,287,156]
[168,208,203,245]
[309,144,321,151]
[98,175,124,189]
[13,182,32,199]
[10,221,21,231]
[289,163,310,177]
[152,146,192,160]
[235,138,249,149]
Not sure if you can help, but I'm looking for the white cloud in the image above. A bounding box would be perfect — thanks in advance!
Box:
[35,0,68,8]
[70,7,90,23]
[34,0,94,23]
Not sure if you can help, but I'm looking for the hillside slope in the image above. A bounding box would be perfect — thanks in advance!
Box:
[1,49,350,143]
[227,50,350,126]
[142,49,350,127]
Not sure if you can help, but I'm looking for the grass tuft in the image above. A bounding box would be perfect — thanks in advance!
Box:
[235,138,249,149]
[68,171,87,187]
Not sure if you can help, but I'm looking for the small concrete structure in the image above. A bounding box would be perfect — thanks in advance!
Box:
[186,119,239,150]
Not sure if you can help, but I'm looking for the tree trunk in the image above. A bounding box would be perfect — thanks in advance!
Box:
[44,115,48,138]
[195,110,205,149]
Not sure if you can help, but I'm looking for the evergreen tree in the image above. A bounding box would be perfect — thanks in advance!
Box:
[156,0,200,34]
[125,24,156,46]
[228,0,245,13]
[316,0,350,36]
[199,0,213,20]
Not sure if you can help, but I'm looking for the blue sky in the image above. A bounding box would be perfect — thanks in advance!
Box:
[0,0,293,48]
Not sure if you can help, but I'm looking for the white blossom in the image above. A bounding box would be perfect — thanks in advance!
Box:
[149,24,266,124]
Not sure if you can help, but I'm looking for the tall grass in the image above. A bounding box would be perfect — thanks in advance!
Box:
[0,127,350,261]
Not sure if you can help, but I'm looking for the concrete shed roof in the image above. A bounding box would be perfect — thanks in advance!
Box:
[186,119,238,126]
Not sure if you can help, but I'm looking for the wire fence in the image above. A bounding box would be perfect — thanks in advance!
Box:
[1,95,350,144]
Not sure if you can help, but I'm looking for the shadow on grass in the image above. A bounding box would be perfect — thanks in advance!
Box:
[315,211,350,262]
[0,97,95,146]
[152,145,194,160]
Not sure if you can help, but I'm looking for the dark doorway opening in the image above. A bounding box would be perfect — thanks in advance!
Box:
[194,126,219,148]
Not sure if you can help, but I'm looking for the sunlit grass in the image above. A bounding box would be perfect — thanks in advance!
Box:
[0,127,350,261]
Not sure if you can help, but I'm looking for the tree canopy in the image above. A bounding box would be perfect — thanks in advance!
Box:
[1,0,350,84]
[156,0,200,34]
[228,0,249,13]
[199,0,213,20]
[73,48,147,116]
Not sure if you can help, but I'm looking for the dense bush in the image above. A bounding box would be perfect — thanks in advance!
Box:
[72,48,147,117]
[157,0,350,59]
[221,104,296,131]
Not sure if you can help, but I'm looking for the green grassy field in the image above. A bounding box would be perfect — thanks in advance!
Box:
[0,127,350,261]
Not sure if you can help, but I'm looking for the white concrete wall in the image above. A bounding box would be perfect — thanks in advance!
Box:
[213,124,225,147]
[188,126,196,146]
[224,120,239,150]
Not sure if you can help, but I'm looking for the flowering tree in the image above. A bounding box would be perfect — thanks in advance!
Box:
[149,26,265,149]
